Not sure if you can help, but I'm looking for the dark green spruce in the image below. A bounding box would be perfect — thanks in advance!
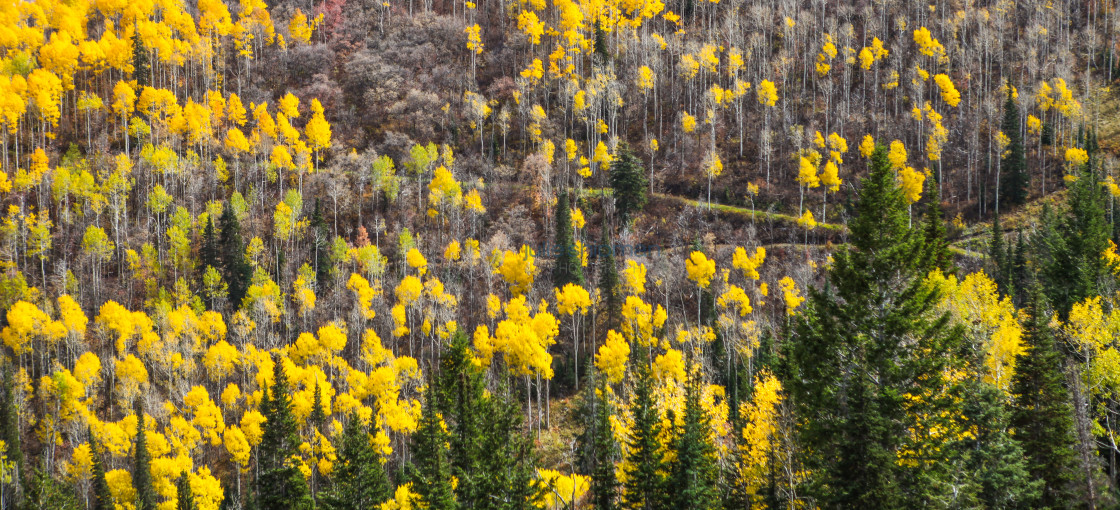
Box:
[257,355,312,510]
[783,144,965,507]
[552,191,585,289]
[1010,293,1082,507]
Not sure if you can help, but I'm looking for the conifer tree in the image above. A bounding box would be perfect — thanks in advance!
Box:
[435,332,485,506]
[1010,293,1082,507]
[219,203,251,309]
[598,226,621,329]
[258,355,312,510]
[310,382,326,431]
[999,85,1029,208]
[919,182,953,274]
[176,471,195,510]
[21,469,78,510]
[989,212,1009,295]
[311,199,332,285]
[961,380,1040,508]
[323,414,390,510]
[90,431,113,510]
[1035,162,1110,318]
[589,380,619,510]
[131,29,150,88]
[668,373,719,510]
[784,145,965,507]
[410,379,457,510]
[1010,229,1028,306]
[552,191,584,288]
[608,144,648,225]
[622,357,665,510]
[200,217,219,275]
[134,401,155,510]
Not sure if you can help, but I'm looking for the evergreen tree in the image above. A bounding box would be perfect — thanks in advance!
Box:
[589,380,619,510]
[258,355,313,510]
[598,226,621,329]
[552,191,585,288]
[1010,228,1028,306]
[435,332,485,506]
[131,29,150,88]
[918,182,954,274]
[989,211,1009,295]
[176,471,195,510]
[1010,293,1082,507]
[608,144,648,225]
[784,145,966,507]
[622,357,665,510]
[90,431,113,510]
[310,381,326,431]
[323,414,391,510]
[201,217,219,274]
[961,380,1041,508]
[134,400,155,510]
[1035,162,1110,318]
[999,85,1029,208]
[219,203,251,309]
[410,379,457,510]
[311,199,332,285]
[21,469,78,510]
[667,373,719,510]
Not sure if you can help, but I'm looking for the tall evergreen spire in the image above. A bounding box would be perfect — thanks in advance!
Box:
[622,355,665,510]
[668,371,719,510]
[784,144,966,507]
[258,355,312,510]
[134,400,155,510]
[1010,292,1082,507]
[552,191,585,289]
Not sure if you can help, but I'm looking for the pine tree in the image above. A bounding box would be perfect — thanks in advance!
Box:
[310,381,326,431]
[918,182,953,274]
[20,469,78,510]
[1010,293,1082,507]
[90,431,113,510]
[598,226,620,329]
[667,373,719,510]
[622,357,665,510]
[219,203,251,309]
[589,380,619,510]
[323,413,391,510]
[176,471,195,510]
[1035,161,1110,318]
[784,145,966,507]
[989,211,1009,295]
[258,355,312,510]
[311,199,332,285]
[1010,228,1028,306]
[552,191,584,288]
[961,380,1041,508]
[131,28,150,89]
[608,144,648,225]
[200,217,219,274]
[435,332,485,506]
[999,85,1029,208]
[410,378,457,510]
[134,400,155,510]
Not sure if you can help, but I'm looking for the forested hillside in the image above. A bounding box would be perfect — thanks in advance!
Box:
[1,0,1120,507]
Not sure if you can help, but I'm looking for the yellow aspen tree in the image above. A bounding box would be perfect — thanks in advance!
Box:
[305,99,331,172]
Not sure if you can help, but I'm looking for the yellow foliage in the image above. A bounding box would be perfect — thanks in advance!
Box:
[685,251,716,288]
[595,330,630,384]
